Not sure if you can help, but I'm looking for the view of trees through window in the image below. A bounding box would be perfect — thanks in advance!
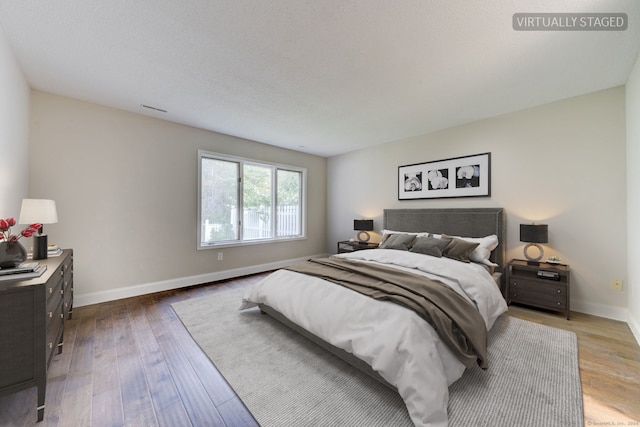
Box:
[199,152,305,247]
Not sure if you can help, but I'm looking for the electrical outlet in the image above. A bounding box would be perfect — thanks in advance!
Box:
[217,252,223,261]
[611,279,623,291]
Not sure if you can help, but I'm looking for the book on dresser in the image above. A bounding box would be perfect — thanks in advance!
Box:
[0,262,47,281]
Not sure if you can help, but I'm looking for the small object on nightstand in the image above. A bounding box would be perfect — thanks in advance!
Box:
[507,259,571,319]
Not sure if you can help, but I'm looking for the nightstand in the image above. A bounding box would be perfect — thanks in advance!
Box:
[337,240,379,254]
[506,259,571,319]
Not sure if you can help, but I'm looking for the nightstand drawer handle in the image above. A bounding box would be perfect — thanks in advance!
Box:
[557,289,561,293]
[513,282,517,287]
[49,311,53,318]
[557,302,561,306]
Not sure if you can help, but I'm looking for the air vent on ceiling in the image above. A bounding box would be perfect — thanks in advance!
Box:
[140,104,167,113]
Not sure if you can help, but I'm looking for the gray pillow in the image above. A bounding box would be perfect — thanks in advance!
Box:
[443,237,480,263]
[409,236,451,257]
[379,234,415,251]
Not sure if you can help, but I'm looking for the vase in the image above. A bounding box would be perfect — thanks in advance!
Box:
[0,241,28,269]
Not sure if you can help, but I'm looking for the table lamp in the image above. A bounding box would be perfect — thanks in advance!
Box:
[354,219,374,243]
[520,223,548,266]
[19,199,58,260]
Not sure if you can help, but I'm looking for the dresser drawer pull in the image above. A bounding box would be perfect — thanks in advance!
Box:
[557,302,561,306]
[49,311,53,318]
[48,342,53,349]
[512,282,517,287]
[60,270,64,276]
[557,289,561,293]
[513,293,517,297]
[48,287,53,294]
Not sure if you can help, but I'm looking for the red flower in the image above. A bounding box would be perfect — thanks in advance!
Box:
[0,218,43,243]
[21,228,36,238]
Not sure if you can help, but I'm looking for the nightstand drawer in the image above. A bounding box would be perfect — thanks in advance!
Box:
[509,279,567,310]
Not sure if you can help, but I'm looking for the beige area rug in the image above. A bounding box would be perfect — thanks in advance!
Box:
[173,289,583,427]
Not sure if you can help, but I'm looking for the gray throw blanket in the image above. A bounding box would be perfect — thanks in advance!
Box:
[285,257,489,369]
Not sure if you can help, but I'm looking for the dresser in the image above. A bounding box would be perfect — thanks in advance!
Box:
[0,249,73,422]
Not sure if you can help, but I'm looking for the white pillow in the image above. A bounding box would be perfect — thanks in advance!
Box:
[381,229,429,237]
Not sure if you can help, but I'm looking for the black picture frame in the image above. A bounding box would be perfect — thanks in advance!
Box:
[398,152,491,200]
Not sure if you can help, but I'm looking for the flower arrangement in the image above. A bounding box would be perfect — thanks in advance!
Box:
[0,218,42,243]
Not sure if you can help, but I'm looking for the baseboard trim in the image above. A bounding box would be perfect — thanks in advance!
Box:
[74,254,326,308]
[628,312,640,346]
[571,298,629,322]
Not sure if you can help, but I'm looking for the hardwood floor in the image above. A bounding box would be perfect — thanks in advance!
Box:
[1,273,638,426]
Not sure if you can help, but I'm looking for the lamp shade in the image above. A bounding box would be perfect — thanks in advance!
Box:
[520,224,548,243]
[18,199,58,225]
[353,219,374,231]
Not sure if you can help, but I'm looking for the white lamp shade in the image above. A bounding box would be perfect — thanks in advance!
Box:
[18,199,58,224]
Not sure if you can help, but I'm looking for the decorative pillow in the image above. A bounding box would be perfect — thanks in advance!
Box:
[441,233,499,266]
[409,236,451,257]
[379,233,416,251]
[442,237,480,263]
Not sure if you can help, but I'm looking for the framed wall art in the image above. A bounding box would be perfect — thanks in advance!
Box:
[398,152,491,200]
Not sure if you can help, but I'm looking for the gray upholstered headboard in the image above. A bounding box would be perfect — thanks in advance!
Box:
[383,208,506,268]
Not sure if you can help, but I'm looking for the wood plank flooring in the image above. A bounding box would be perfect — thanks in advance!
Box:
[1,273,638,426]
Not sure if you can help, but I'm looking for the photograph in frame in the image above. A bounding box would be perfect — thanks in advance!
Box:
[398,153,491,200]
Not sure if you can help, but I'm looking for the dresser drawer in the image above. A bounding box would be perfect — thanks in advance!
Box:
[45,277,63,326]
[45,298,63,367]
[45,273,63,305]
[62,256,73,319]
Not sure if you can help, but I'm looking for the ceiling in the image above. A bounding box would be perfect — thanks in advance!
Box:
[1,1,639,157]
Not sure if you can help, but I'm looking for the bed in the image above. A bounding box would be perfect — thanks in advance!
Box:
[240,208,508,427]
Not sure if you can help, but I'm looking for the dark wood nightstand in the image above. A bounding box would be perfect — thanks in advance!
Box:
[506,259,571,319]
[337,240,379,254]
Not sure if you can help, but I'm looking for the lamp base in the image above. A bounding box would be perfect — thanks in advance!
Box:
[357,231,371,242]
[33,234,48,260]
[523,243,543,266]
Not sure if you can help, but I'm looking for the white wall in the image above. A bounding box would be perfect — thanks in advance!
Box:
[328,87,628,320]
[626,53,640,342]
[29,91,327,306]
[0,26,30,217]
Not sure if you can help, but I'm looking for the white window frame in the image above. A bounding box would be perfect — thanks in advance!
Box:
[197,149,307,249]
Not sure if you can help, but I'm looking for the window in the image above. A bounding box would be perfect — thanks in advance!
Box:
[198,150,306,248]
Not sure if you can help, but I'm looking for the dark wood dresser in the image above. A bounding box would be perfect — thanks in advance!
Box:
[0,249,73,422]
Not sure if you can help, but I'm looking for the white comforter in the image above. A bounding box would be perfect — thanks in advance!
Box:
[240,249,508,427]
